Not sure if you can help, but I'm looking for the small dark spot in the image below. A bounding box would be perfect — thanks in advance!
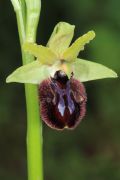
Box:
[52,70,69,85]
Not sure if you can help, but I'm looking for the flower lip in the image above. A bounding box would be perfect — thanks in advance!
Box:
[39,70,87,130]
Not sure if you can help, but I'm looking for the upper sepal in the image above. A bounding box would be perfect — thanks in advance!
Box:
[47,22,75,56]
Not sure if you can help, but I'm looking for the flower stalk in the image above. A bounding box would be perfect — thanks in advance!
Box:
[10,0,43,180]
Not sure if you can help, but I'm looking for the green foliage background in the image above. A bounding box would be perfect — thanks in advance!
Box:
[0,0,119,179]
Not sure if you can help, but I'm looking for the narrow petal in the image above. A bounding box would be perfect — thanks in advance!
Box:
[47,22,75,56]
[62,31,95,61]
[23,43,58,65]
[6,60,59,84]
[66,58,117,82]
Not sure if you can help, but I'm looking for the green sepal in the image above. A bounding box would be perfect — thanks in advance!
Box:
[66,58,118,82]
[6,60,59,84]
[47,22,75,56]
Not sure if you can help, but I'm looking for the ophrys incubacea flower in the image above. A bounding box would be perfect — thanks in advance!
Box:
[6,22,117,130]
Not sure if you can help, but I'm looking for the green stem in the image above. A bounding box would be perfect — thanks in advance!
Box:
[25,84,43,180]
[10,1,43,180]
[19,0,26,28]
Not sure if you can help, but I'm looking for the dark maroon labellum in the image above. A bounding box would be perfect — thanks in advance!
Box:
[39,70,87,130]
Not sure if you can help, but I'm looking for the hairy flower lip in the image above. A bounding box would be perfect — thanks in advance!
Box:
[39,70,87,130]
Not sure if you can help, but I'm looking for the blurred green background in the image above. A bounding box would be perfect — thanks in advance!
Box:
[0,0,120,179]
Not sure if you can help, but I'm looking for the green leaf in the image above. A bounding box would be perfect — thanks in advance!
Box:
[6,60,59,84]
[23,43,58,65]
[62,31,95,61]
[67,58,117,82]
[47,22,75,56]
